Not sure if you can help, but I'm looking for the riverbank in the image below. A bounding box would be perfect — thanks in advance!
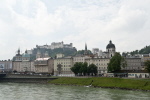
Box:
[0,74,58,83]
[48,77,150,91]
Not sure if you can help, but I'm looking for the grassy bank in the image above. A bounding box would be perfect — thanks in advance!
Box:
[48,77,150,91]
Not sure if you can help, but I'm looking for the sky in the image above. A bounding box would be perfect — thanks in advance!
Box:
[0,0,150,60]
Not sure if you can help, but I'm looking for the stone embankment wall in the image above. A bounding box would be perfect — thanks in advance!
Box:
[0,74,57,83]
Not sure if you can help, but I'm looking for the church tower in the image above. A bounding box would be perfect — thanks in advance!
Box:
[17,48,21,55]
[84,43,88,55]
[106,40,116,58]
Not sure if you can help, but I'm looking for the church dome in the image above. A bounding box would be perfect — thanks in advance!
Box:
[106,40,115,49]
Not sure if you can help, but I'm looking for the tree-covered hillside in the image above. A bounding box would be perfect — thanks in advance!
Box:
[31,47,77,59]
[123,45,150,56]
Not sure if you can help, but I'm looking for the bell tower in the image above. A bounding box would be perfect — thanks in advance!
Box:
[84,43,88,55]
[106,40,116,58]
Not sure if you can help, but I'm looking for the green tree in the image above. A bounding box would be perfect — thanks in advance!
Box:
[79,62,88,76]
[87,64,98,76]
[70,62,82,76]
[108,52,122,72]
[145,60,150,73]
[127,45,150,55]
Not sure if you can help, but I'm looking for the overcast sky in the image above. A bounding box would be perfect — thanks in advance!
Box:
[0,0,150,60]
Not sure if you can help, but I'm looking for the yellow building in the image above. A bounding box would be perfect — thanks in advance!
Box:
[85,58,110,75]
[54,56,74,76]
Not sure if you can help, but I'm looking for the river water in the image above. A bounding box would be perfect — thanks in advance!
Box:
[0,83,150,100]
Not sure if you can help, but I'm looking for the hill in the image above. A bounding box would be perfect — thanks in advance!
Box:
[31,47,77,60]
[123,45,150,56]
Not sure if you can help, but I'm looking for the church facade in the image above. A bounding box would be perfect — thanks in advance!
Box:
[12,49,35,72]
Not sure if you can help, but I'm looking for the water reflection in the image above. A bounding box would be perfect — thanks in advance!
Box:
[0,83,150,100]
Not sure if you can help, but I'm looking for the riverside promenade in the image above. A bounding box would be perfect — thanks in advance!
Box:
[0,74,58,83]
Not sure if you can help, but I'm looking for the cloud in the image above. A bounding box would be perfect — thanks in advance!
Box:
[0,0,150,59]
[11,0,63,36]
[61,0,150,52]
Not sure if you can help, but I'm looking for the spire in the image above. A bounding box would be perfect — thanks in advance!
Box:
[84,43,88,55]
[25,49,27,54]
[18,48,20,55]
[85,43,87,51]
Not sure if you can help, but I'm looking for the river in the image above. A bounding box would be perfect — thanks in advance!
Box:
[0,83,150,100]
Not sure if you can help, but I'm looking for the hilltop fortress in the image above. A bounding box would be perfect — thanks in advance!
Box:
[36,41,73,49]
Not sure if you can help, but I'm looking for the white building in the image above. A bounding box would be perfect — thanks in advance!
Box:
[0,60,12,72]
[85,58,110,75]
[34,57,54,74]
[122,57,142,71]
[92,48,99,55]
[54,56,74,76]
[73,55,91,64]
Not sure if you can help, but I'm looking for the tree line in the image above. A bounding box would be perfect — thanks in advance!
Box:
[70,62,98,76]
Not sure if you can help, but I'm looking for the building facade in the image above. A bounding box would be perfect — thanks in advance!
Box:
[122,57,142,71]
[85,58,110,75]
[141,54,150,69]
[73,55,91,64]
[92,48,99,55]
[0,60,12,72]
[12,49,35,72]
[54,56,74,76]
[34,58,54,74]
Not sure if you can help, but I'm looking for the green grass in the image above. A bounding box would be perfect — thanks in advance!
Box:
[48,77,150,91]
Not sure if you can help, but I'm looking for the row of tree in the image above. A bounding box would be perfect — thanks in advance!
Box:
[70,62,98,76]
